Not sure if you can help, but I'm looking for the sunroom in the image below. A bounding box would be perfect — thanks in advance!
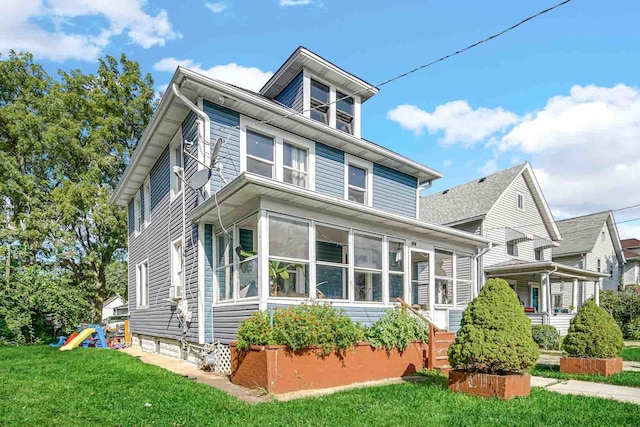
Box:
[190,172,491,334]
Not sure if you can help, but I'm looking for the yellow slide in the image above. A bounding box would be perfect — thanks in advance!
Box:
[60,328,95,351]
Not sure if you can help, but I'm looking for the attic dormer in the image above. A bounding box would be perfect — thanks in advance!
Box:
[260,47,378,139]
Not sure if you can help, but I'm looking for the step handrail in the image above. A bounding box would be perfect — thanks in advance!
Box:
[395,298,442,332]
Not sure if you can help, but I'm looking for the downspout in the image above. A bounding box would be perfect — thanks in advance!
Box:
[473,243,492,297]
[544,266,557,325]
[172,83,211,146]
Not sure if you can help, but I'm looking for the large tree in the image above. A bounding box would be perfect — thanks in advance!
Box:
[0,51,155,333]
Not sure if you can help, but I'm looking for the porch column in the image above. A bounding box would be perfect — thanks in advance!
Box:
[572,279,578,313]
[595,278,602,305]
[258,209,269,310]
[541,273,549,313]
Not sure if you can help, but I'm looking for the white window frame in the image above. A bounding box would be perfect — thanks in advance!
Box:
[455,252,473,306]
[530,284,540,312]
[535,247,544,261]
[170,129,183,202]
[506,241,518,257]
[344,154,373,206]
[215,231,234,302]
[133,191,141,234]
[239,116,315,190]
[245,128,275,179]
[136,259,149,308]
[552,293,563,310]
[387,238,405,303]
[434,248,455,307]
[352,230,385,304]
[143,176,151,226]
[516,192,525,211]
[171,238,184,298]
[335,89,355,135]
[309,78,330,125]
[597,257,601,272]
[315,223,350,301]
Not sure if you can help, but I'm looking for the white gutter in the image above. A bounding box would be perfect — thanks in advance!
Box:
[172,83,211,147]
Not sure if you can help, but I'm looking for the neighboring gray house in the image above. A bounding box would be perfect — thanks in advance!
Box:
[420,162,608,334]
[110,47,490,367]
[622,238,640,288]
[553,211,625,292]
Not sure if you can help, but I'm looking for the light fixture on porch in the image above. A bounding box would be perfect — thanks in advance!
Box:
[395,247,403,264]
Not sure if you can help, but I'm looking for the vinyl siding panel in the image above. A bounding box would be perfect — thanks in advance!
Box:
[204,100,241,193]
[315,143,344,198]
[267,303,388,328]
[204,224,214,342]
[372,163,417,217]
[483,174,553,269]
[274,71,303,112]
[212,304,259,344]
[554,255,584,269]
[623,261,640,285]
[448,309,464,333]
[452,220,483,236]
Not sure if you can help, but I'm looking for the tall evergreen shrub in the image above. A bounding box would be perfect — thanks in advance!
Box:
[562,301,624,358]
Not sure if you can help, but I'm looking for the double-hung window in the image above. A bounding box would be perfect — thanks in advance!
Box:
[347,164,368,204]
[455,254,472,305]
[134,192,141,234]
[315,225,349,300]
[246,130,275,178]
[269,216,309,298]
[283,142,308,188]
[171,239,184,298]
[336,91,354,134]
[216,233,234,301]
[506,241,518,257]
[310,79,329,124]
[388,240,405,302]
[435,249,454,305]
[354,233,383,302]
[136,260,148,308]
[170,132,183,199]
[516,192,524,210]
[143,178,151,225]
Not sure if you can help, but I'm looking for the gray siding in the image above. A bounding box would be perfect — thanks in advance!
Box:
[205,100,240,193]
[586,223,620,291]
[268,303,388,328]
[212,304,259,344]
[448,309,464,333]
[315,143,344,198]
[372,163,417,217]
[554,254,584,269]
[274,71,303,112]
[623,260,640,285]
[452,220,483,236]
[204,224,214,342]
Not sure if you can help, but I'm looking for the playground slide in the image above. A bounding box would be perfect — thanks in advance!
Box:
[64,332,79,346]
[60,328,95,351]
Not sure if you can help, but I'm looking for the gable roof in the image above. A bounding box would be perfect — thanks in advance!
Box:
[419,162,561,240]
[553,211,625,263]
[622,239,640,260]
[622,238,640,249]
[103,294,123,307]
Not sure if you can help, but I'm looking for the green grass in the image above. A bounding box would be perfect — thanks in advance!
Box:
[2,346,640,427]
[622,347,640,362]
[531,364,640,388]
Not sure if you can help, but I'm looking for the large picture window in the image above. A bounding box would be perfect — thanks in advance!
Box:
[315,225,349,300]
[354,233,383,302]
[216,233,234,301]
[435,249,453,305]
[269,216,309,298]
[388,240,405,302]
[246,130,274,178]
[237,216,258,299]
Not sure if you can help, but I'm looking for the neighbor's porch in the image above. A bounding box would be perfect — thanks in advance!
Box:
[485,260,609,334]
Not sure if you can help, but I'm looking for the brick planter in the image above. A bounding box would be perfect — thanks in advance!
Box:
[560,357,623,377]
[448,370,531,399]
[230,341,424,394]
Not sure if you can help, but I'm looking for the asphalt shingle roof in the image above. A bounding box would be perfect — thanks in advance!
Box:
[419,163,526,225]
[552,211,610,257]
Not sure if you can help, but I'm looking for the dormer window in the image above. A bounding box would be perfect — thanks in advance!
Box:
[310,79,329,124]
[336,91,354,134]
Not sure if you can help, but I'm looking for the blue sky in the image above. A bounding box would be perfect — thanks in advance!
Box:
[2,0,640,237]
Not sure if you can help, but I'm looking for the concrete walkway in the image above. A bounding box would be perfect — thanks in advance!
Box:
[531,376,640,405]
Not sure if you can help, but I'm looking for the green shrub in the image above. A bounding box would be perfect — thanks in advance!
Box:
[363,308,429,352]
[531,325,560,350]
[236,303,363,355]
[562,300,624,358]
[448,278,539,374]
[625,317,640,341]
[600,289,640,339]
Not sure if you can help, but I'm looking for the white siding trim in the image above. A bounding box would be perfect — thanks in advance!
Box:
[197,223,205,344]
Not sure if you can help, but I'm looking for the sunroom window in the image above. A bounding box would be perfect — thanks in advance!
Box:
[411,251,430,309]
[283,142,308,188]
[315,225,349,300]
[237,216,258,299]
[336,91,354,134]
[216,233,234,301]
[347,164,367,204]
[246,130,274,178]
[435,249,453,305]
[310,79,329,124]
[388,240,405,302]
[455,254,472,305]
[269,216,309,298]
[354,233,383,302]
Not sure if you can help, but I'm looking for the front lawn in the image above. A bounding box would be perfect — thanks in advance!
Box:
[531,364,640,388]
[622,347,640,362]
[1,346,639,426]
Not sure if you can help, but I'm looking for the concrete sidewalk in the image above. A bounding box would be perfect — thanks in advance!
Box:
[531,376,640,405]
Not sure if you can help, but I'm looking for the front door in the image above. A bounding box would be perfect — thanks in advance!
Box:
[530,285,540,312]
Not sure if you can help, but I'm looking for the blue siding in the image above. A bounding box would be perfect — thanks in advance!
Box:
[315,143,344,198]
[139,186,144,224]
[372,163,417,217]
[204,101,240,193]
[267,303,388,328]
[212,304,259,344]
[128,199,134,235]
[204,224,214,342]
[448,309,464,333]
[149,147,170,211]
[274,71,303,112]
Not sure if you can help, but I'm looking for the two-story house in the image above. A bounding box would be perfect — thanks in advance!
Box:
[420,162,608,334]
[622,238,640,288]
[109,47,490,368]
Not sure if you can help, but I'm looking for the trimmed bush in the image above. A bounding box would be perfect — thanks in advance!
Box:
[626,317,640,341]
[448,278,539,374]
[364,308,429,352]
[600,289,640,339]
[236,303,363,354]
[531,325,560,350]
[562,300,624,359]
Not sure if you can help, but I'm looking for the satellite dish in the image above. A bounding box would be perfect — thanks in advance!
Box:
[212,137,224,163]
[187,169,212,190]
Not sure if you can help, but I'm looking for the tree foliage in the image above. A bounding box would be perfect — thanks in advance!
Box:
[0,51,155,341]
[448,278,539,374]
[562,300,624,359]
[600,289,640,339]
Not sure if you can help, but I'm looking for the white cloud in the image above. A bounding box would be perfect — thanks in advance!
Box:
[153,57,273,92]
[387,101,519,145]
[478,159,497,176]
[618,222,640,240]
[205,2,227,13]
[442,160,452,167]
[279,0,312,6]
[0,0,179,62]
